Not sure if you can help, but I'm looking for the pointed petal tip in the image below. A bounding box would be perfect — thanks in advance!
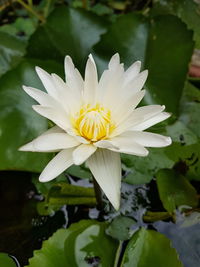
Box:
[166,136,172,146]
[112,199,120,211]
[39,175,50,183]
[64,55,73,64]
[35,66,42,74]
[18,143,33,152]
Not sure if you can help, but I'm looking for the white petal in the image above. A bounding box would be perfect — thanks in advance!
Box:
[64,56,84,96]
[83,55,98,104]
[123,61,141,86]
[32,105,70,132]
[19,132,80,152]
[132,112,171,131]
[39,149,74,182]
[35,67,57,99]
[113,105,166,136]
[73,144,97,165]
[95,138,148,157]
[23,86,59,107]
[108,53,120,69]
[125,70,148,93]
[87,149,121,210]
[116,131,172,148]
[51,73,81,113]
[113,90,146,127]
[97,54,123,103]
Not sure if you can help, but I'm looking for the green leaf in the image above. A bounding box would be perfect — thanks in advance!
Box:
[26,228,70,267]
[26,220,118,267]
[47,183,96,205]
[152,0,200,48]
[166,120,198,145]
[0,18,36,40]
[0,253,18,267]
[156,169,198,213]
[144,15,194,114]
[94,13,194,114]
[66,165,92,179]
[122,149,174,185]
[0,32,26,77]
[37,183,96,215]
[121,228,183,267]
[64,220,118,267]
[106,216,136,241]
[27,6,108,72]
[0,58,63,172]
[179,82,200,139]
[165,143,200,181]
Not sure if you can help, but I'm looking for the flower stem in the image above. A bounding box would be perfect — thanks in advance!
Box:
[92,176,103,210]
[114,241,123,267]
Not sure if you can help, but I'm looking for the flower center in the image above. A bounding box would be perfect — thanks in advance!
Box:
[72,104,115,142]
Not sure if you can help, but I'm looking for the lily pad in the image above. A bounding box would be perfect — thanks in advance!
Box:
[0,58,63,172]
[26,220,118,267]
[156,169,198,213]
[121,227,183,267]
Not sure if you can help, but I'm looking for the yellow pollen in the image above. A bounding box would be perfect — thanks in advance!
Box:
[72,104,115,142]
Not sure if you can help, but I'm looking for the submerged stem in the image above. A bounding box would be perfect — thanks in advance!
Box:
[92,176,103,210]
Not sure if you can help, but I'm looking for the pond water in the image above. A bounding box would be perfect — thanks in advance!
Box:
[1,171,200,266]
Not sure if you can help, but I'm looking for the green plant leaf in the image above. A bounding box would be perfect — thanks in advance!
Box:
[106,216,136,241]
[26,220,118,267]
[94,13,194,114]
[166,120,198,145]
[165,143,200,181]
[122,148,174,185]
[27,6,108,73]
[66,165,92,179]
[152,0,200,48]
[179,81,200,139]
[26,228,70,267]
[0,32,26,77]
[0,58,63,172]
[64,220,118,267]
[156,169,198,213]
[0,253,19,267]
[121,228,183,267]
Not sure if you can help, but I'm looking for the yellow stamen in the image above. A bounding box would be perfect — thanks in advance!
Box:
[71,104,115,142]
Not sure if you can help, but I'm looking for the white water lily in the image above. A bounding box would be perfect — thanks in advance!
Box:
[19,54,171,210]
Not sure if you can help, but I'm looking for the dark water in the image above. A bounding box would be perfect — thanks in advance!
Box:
[0,172,200,267]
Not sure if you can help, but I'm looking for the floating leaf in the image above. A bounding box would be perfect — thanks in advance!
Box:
[0,32,26,77]
[27,7,108,73]
[64,220,118,267]
[0,253,19,267]
[122,149,173,185]
[106,216,136,241]
[156,169,198,213]
[94,14,194,114]
[26,220,118,267]
[0,59,63,172]
[121,228,183,267]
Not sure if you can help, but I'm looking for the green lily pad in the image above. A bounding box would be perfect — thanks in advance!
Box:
[156,169,198,213]
[0,58,63,172]
[27,6,108,73]
[94,13,194,114]
[121,227,183,267]
[26,220,118,267]
[0,253,19,267]
[106,216,136,241]
[0,32,26,77]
